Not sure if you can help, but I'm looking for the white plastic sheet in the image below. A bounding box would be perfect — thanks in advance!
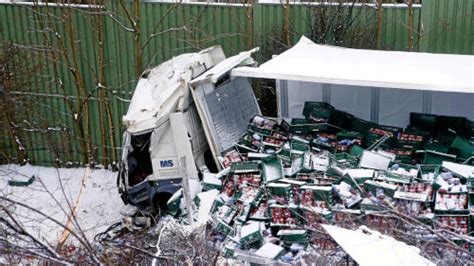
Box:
[431,91,474,121]
[329,84,372,122]
[322,224,434,266]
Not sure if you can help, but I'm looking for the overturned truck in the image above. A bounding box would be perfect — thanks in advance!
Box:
[114,38,474,262]
[117,46,260,214]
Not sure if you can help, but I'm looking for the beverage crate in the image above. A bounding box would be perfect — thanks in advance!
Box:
[360,198,385,213]
[283,153,304,177]
[291,137,310,153]
[336,130,364,142]
[261,155,284,183]
[330,152,359,169]
[451,136,474,161]
[267,183,292,197]
[249,202,269,222]
[369,125,402,138]
[299,185,334,205]
[298,186,331,210]
[262,135,286,148]
[279,178,307,204]
[236,138,260,154]
[230,161,260,174]
[388,162,419,179]
[417,164,440,183]
[290,123,324,134]
[396,130,427,149]
[236,203,252,224]
[269,204,300,227]
[296,172,337,185]
[303,102,334,122]
[216,218,234,236]
[375,172,412,184]
[291,118,312,125]
[380,147,414,164]
[395,182,435,202]
[434,191,469,214]
[349,117,375,134]
[420,142,457,165]
[250,115,279,131]
[301,207,332,227]
[221,148,246,168]
[340,169,375,191]
[332,209,361,224]
[364,180,399,197]
[277,229,309,245]
[248,123,273,136]
[215,204,239,225]
[240,222,263,247]
[409,113,437,135]
[202,173,222,191]
[237,187,264,207]
[364,213,398,234]
[435,215,469,235]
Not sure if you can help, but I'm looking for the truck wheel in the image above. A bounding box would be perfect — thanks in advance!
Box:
[153,192,172,216]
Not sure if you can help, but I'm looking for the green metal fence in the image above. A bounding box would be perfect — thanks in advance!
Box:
[420,0,474,54]
[0,1,471,167]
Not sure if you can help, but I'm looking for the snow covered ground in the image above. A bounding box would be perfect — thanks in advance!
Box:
[0,164,122,245]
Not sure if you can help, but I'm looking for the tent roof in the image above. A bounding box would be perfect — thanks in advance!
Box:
[232,36,474,94]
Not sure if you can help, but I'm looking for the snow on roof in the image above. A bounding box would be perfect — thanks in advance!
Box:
[232,36,474,94]
[322,224,435,266]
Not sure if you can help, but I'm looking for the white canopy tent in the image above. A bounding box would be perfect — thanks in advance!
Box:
[232,36,474,127]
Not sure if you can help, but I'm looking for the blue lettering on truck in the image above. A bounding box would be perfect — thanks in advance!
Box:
[160,160,174,168]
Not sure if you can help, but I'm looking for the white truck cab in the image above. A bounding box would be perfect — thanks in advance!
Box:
[117,46,260,214]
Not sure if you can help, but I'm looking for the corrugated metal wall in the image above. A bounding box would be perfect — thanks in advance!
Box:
[420,0,474,54]
[0,2,250,166]
[254,3,421,56]
[0,1,470,166]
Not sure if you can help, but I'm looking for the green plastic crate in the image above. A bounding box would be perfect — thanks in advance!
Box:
[396,130,427,149]
[291,118,312,125]
[216,219,234,236]
[261,155,284,183]
[277,229,309,244]
[419,150,456,165]
[330,152,359,168]
[364,180,399,197]
[451,136,474,161]
[417,164,440,182]
[410,113,437,135]
[303,102,334,120]
[434,192,469,215]
[230,161,260,174]
[349,117,375,134]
